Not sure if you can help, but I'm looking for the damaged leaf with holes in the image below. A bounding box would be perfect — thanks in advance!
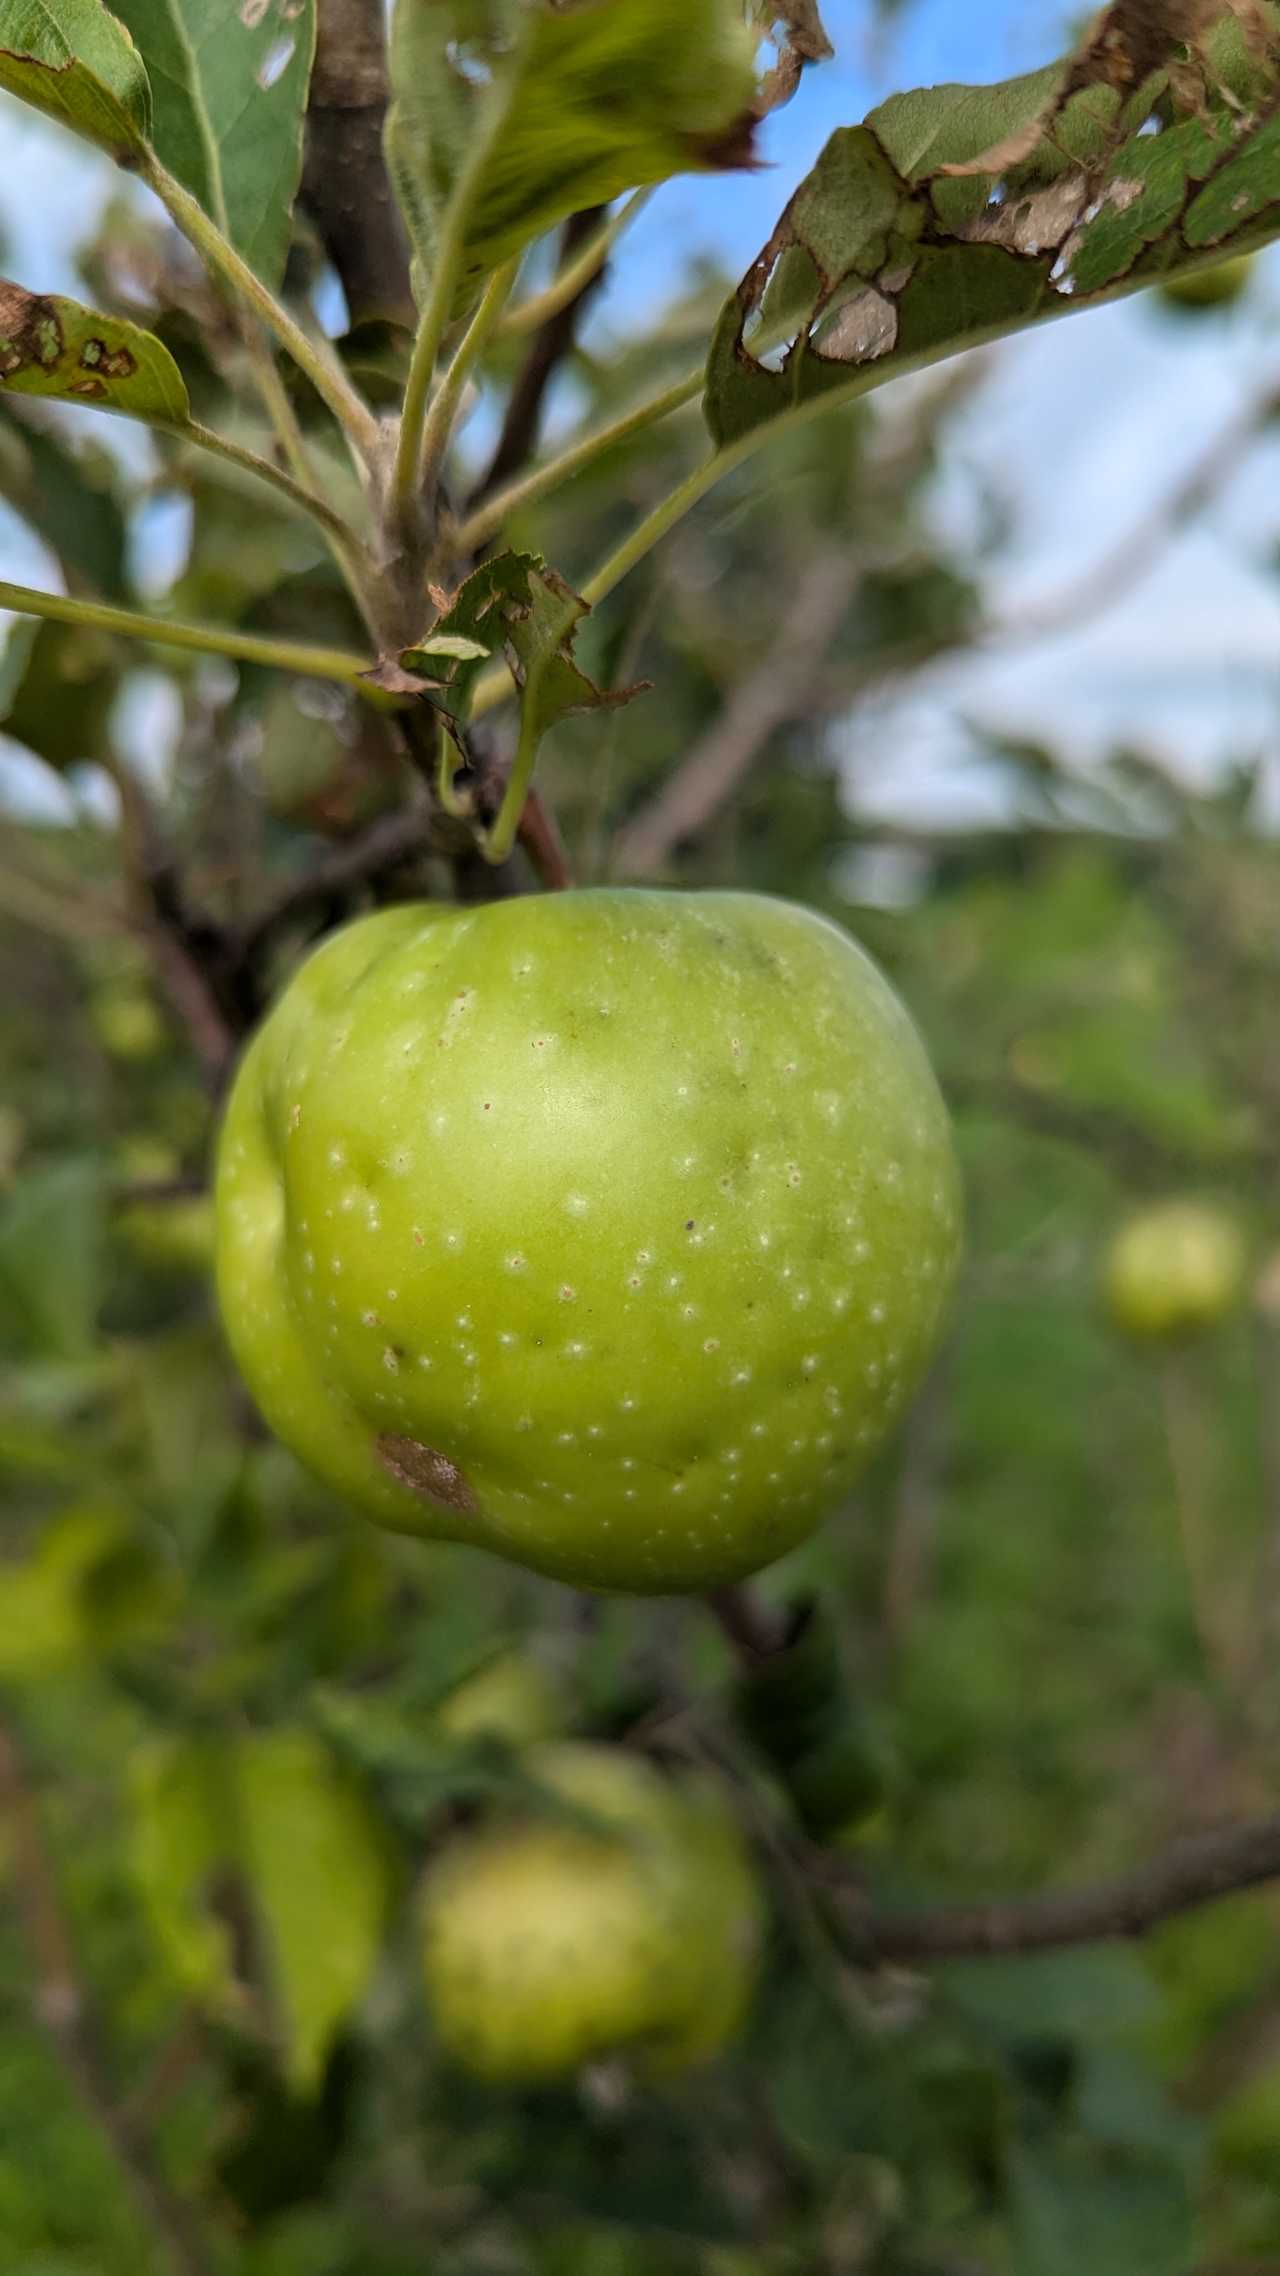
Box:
[0,282,190,423]
[401,551,646,740]
[704,0,1280,448]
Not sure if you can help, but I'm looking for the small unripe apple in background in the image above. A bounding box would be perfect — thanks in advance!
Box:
[92,983,166,1063]
[419,1743,763,2082]
[434,1648,569,1749]
[1157,254,1254,313]
[215,888,960,1593]
[1104,1200,1246,1344]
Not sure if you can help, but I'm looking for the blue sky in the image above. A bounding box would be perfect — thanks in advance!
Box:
[3,0,1280,829]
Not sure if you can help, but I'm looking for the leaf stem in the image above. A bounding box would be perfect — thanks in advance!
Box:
[141,157,381,468]
[480,687,543,865]
[161,418,363,553]
[390,70,517,528]
[454,366,703,553]
[417,258,519,513]
[496,190,652,338]
[0,579,384,695]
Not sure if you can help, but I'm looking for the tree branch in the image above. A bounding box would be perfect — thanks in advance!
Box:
[0,1717,218,2276]
[846,1809,1280,1961]
[613,547,860,875]
[302,0,414,330]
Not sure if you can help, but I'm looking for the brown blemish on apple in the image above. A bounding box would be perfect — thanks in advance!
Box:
[376,1433,477,1514]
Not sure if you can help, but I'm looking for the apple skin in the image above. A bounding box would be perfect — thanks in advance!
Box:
[1104,1201,1246,1344]
[214,889,960,1593]
[419,1743,762,2082]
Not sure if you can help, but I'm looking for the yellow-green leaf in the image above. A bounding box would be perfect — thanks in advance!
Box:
[0,0,151,154]
[0,281,190,425]
[386,0,757,314]
[235,1728,392,2094]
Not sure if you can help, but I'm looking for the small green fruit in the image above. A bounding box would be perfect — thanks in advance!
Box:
[1104,1201,1246,1343]
[93,986,166,1062]
[435,1649,568,1749]
[419,1743,762,2082]
[1158,255,1254,312]
[215,889,959,1593]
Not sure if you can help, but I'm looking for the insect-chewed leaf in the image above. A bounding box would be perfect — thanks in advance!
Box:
[0,282,190,424]
[0,0,151,153]
[386,0,758,315]
[401,551,645,734]
[108,0,317,289]
[704,1,1280,450]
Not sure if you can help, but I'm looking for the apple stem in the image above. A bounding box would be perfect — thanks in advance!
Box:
[706,1584,794,1663]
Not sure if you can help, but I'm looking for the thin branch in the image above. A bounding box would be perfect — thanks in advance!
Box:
[0,1717,218,2276]
[453,367,703,556]
[496,192,651,339]
[301,0,415,330]
[0,579,382,695]
[471,206,611,511]
[161,417,364,553]
[417,258,519,515]
[239,798,436,957]
[989,380,1280,647]
[613,546,860,875]
[141,156,380,469]
[846,1808,1280,1961]
[705,1583,795,1662]
[391,66,517,530]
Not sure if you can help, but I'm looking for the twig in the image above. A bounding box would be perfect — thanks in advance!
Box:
[613,547,860,875]
[301,0,415,329]
[142,157,381,470]
[496,193,651,340]
[0,579,382,695]
[516,789,573,891]
[989,380,1280,647]
[844,1807,1280,1960]
[471,207,612,512]
[0,1717,218,2276]
[706,1583,794,1663]
[453,368,703,557]
[239,798,436,958]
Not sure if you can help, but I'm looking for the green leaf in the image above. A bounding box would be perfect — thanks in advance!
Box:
[0,281,189,426]
[0,403,131,599]
[235,1727,391,2094]
[129,1734,240,2001]
[1006,2137,1193,2276]
[386,0,757,313]
[0,1159,104,1359]
[108,0,318,289]
[0,0,151,154]
[704,10,1280,448]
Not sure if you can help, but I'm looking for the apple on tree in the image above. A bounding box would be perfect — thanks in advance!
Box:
[215,887,960,1594]
[1104,1199,1246,1344]
[419,1742,763,2082]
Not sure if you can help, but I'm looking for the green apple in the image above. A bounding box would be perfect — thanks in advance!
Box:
[1104,1200,1246,1343]
[1158,254,1254,313]
[92,984,166,1062]
[419,1742,762,2082]
[435,1648,569,1749]
[215,889,960,1593]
